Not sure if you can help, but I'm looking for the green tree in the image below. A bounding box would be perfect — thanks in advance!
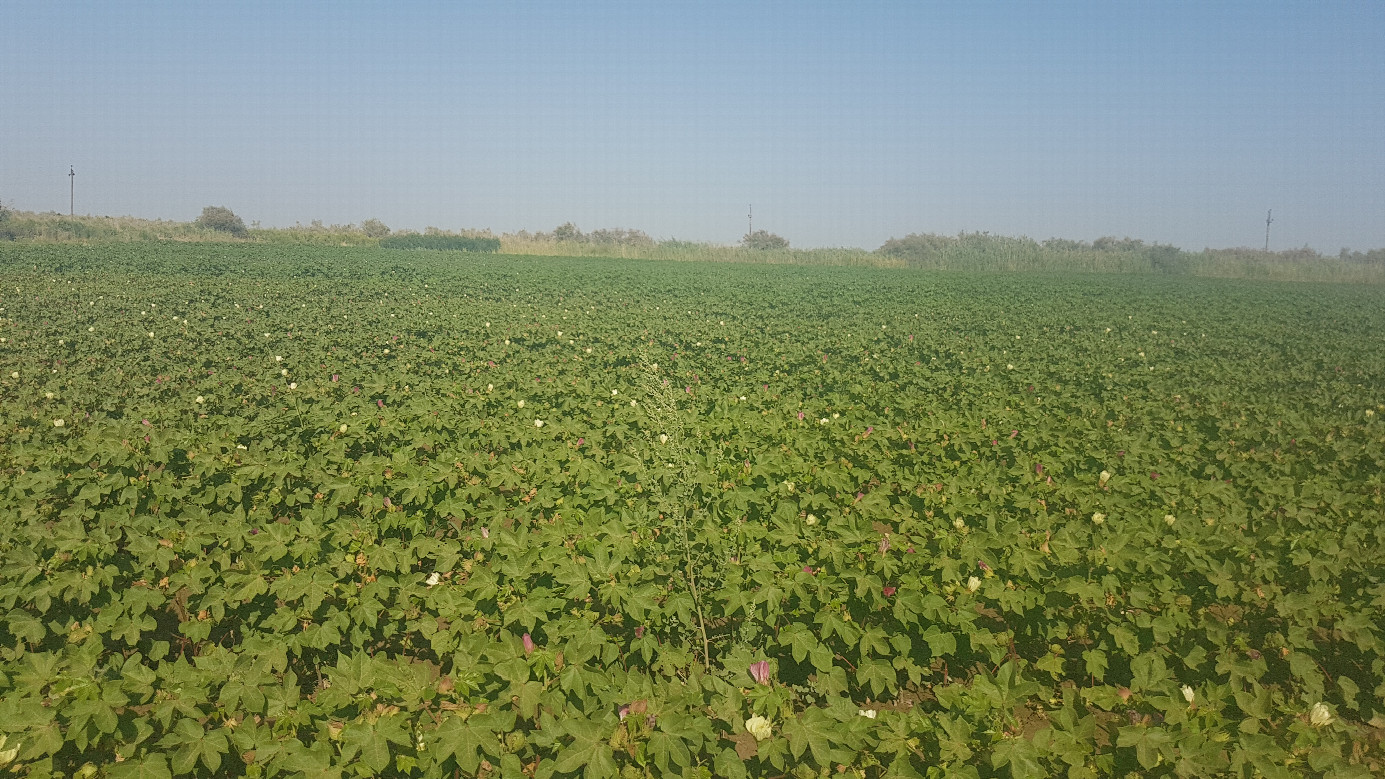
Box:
[741,229,789,250]
[361,219,390,238]
[195,206,247,237]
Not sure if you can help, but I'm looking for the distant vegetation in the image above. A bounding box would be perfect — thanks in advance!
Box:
[741,229,790,250]
[193,205,247,237]
[0,209,1382,283]
[380,234,500,252]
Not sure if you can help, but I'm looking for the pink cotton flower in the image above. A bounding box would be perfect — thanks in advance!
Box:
[332,374,339,382]
[882,586,897,597]
[749,661,771,686]
[522,633,536,655]
[1010,429,1019,438]
[978,559,992,573]
[377,399,385,408]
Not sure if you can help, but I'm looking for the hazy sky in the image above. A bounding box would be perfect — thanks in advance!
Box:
[3,1,1383,251]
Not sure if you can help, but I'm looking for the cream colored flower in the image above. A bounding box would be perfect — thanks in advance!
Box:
[805,514,817,526]
[1164,514,1176,526]
[1181,685,1195,704]
[966,576,981,593]
[1099,470,1111,487]
[195,396,205,404]
[425,572,441,587]
[517,400,525,408]
[858,709,877,718]
[339,424,348,433]
[1092,512,1106,525]
[745,715,772,741]
[1310,702,1332,727]
[953,517,965,531]
[534,419,544,428]
[53,419,65,427]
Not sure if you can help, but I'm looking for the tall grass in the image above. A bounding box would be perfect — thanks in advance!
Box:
[3,210,1381,283]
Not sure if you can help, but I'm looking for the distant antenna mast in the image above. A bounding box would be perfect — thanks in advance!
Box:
[69,166,75,216]
[748,204,753,237]
[1264,209,1273,252]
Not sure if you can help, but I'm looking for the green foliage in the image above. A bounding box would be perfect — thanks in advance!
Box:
[360,218,390,239]
[741,230,790,250]
[193,206,247,237]
[379,234,500,252]
[0,241,1384,777]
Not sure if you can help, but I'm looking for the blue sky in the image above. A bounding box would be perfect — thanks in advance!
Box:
[3,1,1383,251]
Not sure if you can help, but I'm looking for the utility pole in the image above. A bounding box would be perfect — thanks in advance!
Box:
[748,204,753,238]
[69,166,75,215]
[1264,209,1273,253]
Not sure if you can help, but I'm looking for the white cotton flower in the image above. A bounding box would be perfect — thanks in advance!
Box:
[339,424,348,433]
[487,384,494,392]
[485,322,490,327]
[195,396,204,404]
[1092,512,1106,525]
[53,419,65,427]
[1099,470,1111,487]
[745,715,772,742]
[288,382,296,390]
[535,419,544,428]
[1182,685,1195,704]
[832,412,839,419]
[630,400,637,407]
[739,396,747,401]
[425,572,441,587]
[148,331,155,337]
[275,356,282,362]
[1007,364,1014,370]
[966,576,982,593]
[1310,703,1332,727]
[383,349,389,354]
[88,326,94,332]
[805,514,817,526]
[659,434,668,444]
[819,418,828,424]
[237,444,247,450]
[45,391,54,399]
[858,709,877,718]
[517,400,525,408]
[9,372,17,379]
[611,389,618,396]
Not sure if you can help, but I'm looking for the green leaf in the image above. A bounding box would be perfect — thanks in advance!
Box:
[991,735,1045,779]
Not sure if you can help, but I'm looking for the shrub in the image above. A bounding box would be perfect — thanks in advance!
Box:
[195,206,247,237]
[360,219,390,238]
[741,230,789,250]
